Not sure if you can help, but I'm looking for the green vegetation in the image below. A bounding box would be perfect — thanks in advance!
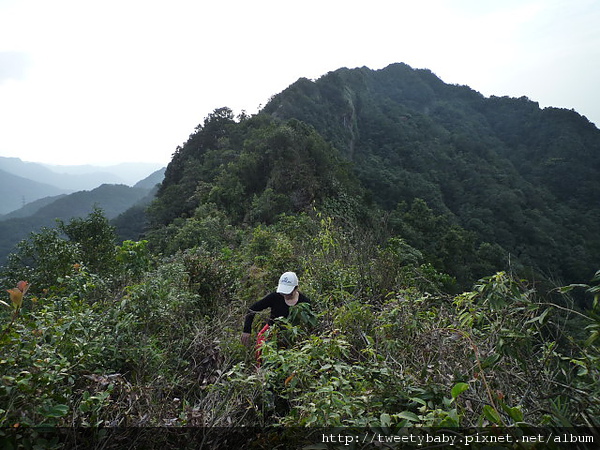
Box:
[0,208,598,444]
[0,184,155,267]
[1,63,599,446]
[263,63,600,288]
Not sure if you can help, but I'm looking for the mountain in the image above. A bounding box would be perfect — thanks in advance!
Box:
[264,64,600,207]
[0,168,70,215]
[133,167,166,189]
[31,184,151,220]
[2,64,599,433]
[149,108,360,228]
[0,194,68,220]
[260,63,600,285]
[0,157,164,215]
[41,162,165,186]
[0,183,156,265]
[149,63,600,288]
[0,157,123,191]
[111,168,166,242]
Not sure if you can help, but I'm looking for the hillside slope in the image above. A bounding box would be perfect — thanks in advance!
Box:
[0,194,68,221]
[0,184,152,265]
[112,168,166,242]
[0,168,70,215]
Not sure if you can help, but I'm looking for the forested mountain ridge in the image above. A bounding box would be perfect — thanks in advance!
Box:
[260,63,600,285]
[149,63,599,288]
[151,110,363,228]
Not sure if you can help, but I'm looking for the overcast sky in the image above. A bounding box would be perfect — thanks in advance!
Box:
[1,0,599,166]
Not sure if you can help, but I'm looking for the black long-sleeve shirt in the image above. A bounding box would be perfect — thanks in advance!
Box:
[243,292,310,333]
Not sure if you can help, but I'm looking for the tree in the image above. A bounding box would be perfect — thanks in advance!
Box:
[58,207,118,276]
[1,208,119,295]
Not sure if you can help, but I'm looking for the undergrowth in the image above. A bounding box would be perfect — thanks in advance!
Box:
[1,210,598,441]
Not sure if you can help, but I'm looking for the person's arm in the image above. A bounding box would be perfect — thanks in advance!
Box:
[241,294,273,345]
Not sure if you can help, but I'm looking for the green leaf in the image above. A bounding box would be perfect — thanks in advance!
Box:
[584,330,599,347]
[394,411,419,422]
[79,403,90,413]
[505,406,523,422]
[481,353,501,369]
[439,409,460,427]
[538,308,551,324]
[451,382,470,400]
[380,412,392,427]
[482,405,502,424]
[44,404,69,418]
[409,396,427,407]
[557,284,588,294]
[576,365,589,376]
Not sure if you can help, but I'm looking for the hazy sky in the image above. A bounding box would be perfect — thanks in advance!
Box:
[1,0,598,166]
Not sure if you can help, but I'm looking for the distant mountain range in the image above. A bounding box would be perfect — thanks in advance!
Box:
[0,162,165,265]
[0,169,69,214]
[0,157,164,215]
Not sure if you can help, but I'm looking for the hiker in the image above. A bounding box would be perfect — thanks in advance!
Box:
[241,271,311,348]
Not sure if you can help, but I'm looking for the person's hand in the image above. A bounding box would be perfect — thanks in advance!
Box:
[241,332,251,347]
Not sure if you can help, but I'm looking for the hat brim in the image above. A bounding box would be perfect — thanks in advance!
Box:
[277,284,296,294]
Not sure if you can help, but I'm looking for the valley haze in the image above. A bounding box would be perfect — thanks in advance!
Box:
[0,156,164,215]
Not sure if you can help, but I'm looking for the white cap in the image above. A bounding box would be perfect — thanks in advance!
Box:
[276,271,298,294]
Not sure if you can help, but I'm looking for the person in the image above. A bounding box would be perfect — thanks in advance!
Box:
[241,271,310,347]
